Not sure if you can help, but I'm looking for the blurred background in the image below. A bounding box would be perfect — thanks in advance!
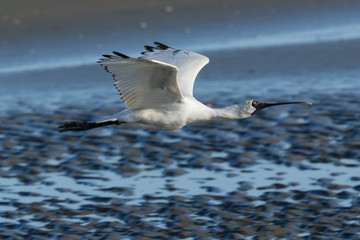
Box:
[2,0,360,98]
[1,0,360,239]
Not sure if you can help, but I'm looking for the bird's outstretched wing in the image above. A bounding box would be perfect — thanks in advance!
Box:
[140,42,209,97]
[98,54,183,110]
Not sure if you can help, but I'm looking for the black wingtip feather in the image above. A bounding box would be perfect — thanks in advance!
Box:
[112,51,130,58]
[103,54,113,58]
[144,45,155,52]
[154,42,170,50]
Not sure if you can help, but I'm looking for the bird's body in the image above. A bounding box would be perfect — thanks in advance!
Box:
[59,42,311,132]
[110,99,252,131]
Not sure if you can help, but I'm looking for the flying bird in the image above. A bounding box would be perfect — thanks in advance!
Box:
[59,42,311,132]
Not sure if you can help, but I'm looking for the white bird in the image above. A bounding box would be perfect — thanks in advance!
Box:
[59,42,311,132]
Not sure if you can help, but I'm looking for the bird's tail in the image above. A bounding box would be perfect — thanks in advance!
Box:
[58,119,120,132]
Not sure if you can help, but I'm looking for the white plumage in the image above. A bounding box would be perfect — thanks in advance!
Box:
[59,42,311,132]
[103,58,181,110]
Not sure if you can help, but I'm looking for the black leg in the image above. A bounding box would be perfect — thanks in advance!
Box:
[58,120,121,132]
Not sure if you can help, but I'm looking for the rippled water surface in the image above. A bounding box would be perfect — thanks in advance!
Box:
[1,87,360,239]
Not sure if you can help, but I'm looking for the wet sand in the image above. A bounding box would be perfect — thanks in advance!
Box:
[1,90,360,239]
[1,0,360,239]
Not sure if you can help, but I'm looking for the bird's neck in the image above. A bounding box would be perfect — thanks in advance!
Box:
[186,102,251,125]
[211,104,250,121]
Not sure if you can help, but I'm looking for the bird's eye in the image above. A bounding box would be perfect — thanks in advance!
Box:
[252,101,258,107]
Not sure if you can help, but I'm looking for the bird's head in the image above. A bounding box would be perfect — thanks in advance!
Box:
[247,100,312,116]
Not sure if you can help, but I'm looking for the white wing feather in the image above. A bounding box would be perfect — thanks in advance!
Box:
[141,43,209,97]
[99,57,183,110]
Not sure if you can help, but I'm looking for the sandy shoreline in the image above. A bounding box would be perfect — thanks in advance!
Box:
[2,0,360,75]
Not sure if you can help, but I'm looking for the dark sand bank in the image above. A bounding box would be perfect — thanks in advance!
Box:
[2,0,360,74]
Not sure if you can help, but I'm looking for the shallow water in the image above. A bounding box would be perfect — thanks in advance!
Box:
[1,87,360,239]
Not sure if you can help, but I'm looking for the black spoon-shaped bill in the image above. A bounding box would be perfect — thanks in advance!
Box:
[251,101,312,115]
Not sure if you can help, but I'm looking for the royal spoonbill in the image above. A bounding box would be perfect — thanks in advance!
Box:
[59,42,311,132]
